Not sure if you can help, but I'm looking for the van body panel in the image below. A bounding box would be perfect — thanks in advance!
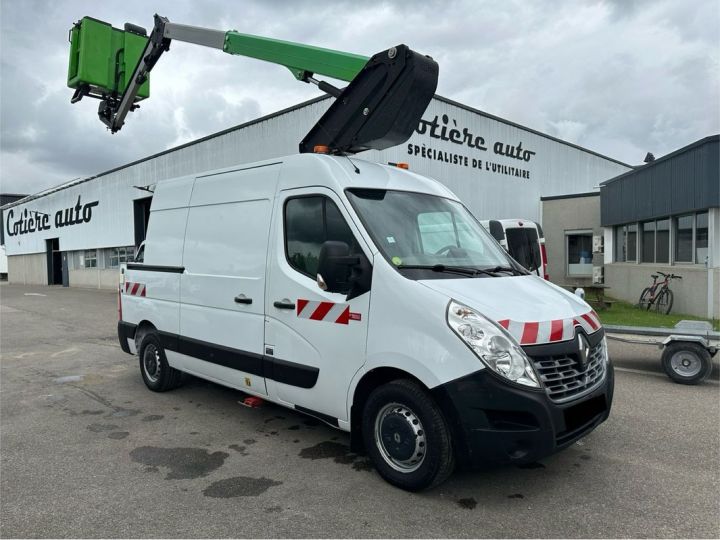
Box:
[148,175,194,211]
[124,204,188,345]
[143,208,189,268]
[364,259,485,388]
[192,163,281,205]
[176,166,280,395]
[265,183,372,422]
[419,275,591,326]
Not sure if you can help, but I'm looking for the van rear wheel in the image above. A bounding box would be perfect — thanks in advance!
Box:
[138,333,183,392]
[362,379,454,491]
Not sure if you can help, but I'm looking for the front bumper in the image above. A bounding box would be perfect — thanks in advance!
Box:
[432,361,614,469]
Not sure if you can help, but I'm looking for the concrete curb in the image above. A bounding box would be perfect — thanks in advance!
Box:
[604,323,720,339]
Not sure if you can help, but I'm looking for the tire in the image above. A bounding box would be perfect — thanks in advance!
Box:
[362,379,455,491]
[638,287,652,310]
[655,288,674,315]
[661,342,713,385]
[138,332,183,392]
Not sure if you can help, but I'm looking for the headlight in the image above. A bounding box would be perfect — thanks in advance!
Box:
[447,300,540,388]
[601,336,609,364]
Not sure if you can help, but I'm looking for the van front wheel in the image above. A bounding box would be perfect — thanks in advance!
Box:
[362,379,454,491]
[138,333,183,392]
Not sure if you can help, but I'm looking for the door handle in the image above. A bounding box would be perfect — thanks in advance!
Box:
[234,294,252,305]
[273,300,296,310]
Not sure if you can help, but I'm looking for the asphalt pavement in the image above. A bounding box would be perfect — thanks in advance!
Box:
[1,283,718,538]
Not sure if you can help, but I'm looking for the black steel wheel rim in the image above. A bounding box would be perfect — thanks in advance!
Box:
[143,344,161,383]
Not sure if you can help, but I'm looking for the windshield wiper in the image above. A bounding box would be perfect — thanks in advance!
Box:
[483,265,529,276]
[396,264,502,277]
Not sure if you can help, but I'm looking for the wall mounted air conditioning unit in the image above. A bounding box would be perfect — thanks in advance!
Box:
[592,266,604,284]
[593,234,604,253]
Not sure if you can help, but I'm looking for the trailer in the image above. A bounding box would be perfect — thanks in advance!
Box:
[605,321,719,385]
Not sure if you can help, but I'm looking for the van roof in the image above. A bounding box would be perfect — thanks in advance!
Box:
[158,153,459,200]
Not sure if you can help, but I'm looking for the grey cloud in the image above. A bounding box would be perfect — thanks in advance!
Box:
[1,0,718,195]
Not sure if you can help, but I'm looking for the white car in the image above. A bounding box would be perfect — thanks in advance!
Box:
[118,153,613,491]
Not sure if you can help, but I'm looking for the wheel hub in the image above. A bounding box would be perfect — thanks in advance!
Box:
[143,344,161,383]
[374,403,426,472]
[670,350,701,377]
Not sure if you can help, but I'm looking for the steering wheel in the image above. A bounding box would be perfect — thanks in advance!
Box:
[434,245,457,256]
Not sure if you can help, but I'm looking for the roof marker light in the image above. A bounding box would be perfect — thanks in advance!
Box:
[313,145,330,154]
[388,162,409,169]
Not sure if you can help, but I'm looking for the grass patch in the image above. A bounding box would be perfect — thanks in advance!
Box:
[597,297,720,331]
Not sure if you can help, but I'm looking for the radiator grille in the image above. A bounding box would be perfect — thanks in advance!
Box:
[531,341,606,403]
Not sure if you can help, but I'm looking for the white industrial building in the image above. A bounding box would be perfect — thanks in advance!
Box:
[2,94,631,288]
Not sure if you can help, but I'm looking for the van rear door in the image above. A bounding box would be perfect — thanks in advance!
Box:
[177,164,281,395]
[505,226,542,277]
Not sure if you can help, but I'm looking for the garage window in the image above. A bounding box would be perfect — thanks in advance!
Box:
[83,249,97,268]
[696,212,708,264]
[656,219,670,263]
[674,214,694,263]
[614,223,637,262]
[106,246,135,268]
[641,221,655,263]
[566,231,593,276]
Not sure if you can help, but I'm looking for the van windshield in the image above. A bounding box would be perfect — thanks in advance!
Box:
[346,188,517,276]
[505,227,541,272]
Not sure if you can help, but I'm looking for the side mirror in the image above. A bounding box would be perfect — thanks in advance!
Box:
[317,241,357,293]
[317,241,372,299]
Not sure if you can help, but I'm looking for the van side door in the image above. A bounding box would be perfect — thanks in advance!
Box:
[177,164,280,396]
[265,188,371,424]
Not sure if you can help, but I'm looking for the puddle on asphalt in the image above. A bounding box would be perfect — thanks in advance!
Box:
[87,423,119,432]
[129,446,229,480]
[299,441,373,472]
[457,497,477,509]
[299,441,349,460]
[202,476,282,498]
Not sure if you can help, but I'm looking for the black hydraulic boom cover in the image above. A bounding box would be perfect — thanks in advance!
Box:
[300,45,439,155]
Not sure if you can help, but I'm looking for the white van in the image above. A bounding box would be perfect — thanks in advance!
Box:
[480,219,548,280]
[118,153,613,491]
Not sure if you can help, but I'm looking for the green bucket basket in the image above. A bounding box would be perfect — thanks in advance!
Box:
[67,16,150,100]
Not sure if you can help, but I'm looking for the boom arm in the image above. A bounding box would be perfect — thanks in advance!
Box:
[69,14,438,154]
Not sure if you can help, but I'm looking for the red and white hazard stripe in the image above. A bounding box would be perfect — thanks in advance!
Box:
[124,281,146,297]
[498,310,601,345]
[296,299,351,325]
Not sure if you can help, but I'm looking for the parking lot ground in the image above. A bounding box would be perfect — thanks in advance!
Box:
[1,283,719,538]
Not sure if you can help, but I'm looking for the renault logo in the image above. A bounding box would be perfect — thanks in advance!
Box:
[577,334,591,367]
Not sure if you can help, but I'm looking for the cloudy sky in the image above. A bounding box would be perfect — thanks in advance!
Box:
[1,0,718,195]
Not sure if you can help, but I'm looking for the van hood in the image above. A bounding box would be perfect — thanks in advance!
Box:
[419,275,602,345]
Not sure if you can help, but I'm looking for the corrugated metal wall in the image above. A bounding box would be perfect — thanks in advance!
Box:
[3,95,632,256]
[601,136,720,226]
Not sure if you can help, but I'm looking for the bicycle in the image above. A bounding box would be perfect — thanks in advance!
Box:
[637,271,682,314]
